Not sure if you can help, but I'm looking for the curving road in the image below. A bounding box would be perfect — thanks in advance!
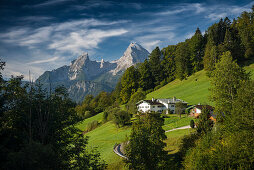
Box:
[113,125,192,159]
[113,143,128,159]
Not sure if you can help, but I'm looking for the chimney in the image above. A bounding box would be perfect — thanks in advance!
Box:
[152,98,154,102]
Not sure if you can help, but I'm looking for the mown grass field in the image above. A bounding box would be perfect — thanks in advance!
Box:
[163,114,193,131]
[76,64,254,169]
[75,112,104,131]
[146,63,254,105]
[165,128,195,154]
[77,113,194,169]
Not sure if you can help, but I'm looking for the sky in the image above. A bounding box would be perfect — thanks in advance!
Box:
[0,0,254,80]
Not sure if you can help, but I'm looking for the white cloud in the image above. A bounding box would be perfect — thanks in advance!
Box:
[157,3,205,15]
[206,12,227,21]
[31,0,72,8]
[49,28,128,54]
[142,40,161,52]
[0,18,128,54]
[27,56,59,65]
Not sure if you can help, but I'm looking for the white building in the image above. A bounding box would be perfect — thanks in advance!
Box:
[136,97,188,114]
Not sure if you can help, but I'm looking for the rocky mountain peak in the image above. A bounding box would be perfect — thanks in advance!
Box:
[110,42,149,75]
[37,43,149,102]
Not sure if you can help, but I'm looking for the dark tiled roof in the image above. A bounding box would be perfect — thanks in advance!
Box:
[195,105,214,111]
[142,100,164,106]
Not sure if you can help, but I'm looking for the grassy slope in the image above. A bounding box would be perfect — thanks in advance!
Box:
[76,64,254,169]
[85,122,131,169]
[146,63,254,105]
[165,128,195,154]
[163,114,193,131]
[76,114,194,169]
[75,112,104,131]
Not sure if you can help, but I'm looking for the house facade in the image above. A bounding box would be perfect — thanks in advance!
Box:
[137,97,188,114]
[190,105,215,120]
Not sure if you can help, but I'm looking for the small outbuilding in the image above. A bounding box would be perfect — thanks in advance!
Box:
[190,104,215,121]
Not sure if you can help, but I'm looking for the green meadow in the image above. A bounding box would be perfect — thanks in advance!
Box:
[146,63,254,105]
[76,63,254,169]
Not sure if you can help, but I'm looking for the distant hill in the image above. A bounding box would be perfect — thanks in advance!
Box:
[146,63,254,105]
[36,42,149,102]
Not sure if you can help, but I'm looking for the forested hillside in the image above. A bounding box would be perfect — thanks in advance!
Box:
[112,7,254,105]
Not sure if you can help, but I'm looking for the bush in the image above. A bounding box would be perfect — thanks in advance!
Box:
[86,120,99,132]
[84,111,92,119]
[190,120,195,128]
[113,110,131,127]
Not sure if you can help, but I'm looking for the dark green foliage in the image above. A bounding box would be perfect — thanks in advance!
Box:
[175,101,186,118]
[183,52,254,169]
[175,42,191,80]
[236,9,254,60]
[125,112,168,169]
[103,106,130,127]
[112,110,131,127]
[149,47,163,86]
[75,91,113,119]
[0,71,106,169]
[196,107,213,134]
[126,88,146,114]
[86,120,99,132]
[190,120,195,129]
[210,51,249,118]
[161,47,176,82]
[138,59,154,91]
[120,66,140,103]
[189,28,205,73]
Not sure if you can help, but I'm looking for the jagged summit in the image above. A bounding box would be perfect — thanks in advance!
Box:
[37,42,149,102]
[110,42,149,75]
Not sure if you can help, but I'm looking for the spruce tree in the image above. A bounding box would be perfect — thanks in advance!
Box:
[175,42,191,80]
[120,66,140,103]
[138,59,154,91]
[189,27,205,73]
[148,47,163,86]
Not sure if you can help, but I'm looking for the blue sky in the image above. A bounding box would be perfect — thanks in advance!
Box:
[0,0,253,80]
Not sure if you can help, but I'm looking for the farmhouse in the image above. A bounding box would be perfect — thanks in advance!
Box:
[136,97,188,114]
[189,104,217,121]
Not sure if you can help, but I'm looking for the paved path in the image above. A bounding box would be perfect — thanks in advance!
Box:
[165,125,191,133]
[113,125,192,159]
[113,143,128,159]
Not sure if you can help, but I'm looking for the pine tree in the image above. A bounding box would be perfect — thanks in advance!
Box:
[175,42,191,80]
[138,59,154,91]
[120,66,140,103]
[161,45,176,82]
[189,27,205,73]
[149,47,163,86]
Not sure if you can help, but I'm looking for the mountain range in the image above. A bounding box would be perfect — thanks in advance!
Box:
[36,42,150,102]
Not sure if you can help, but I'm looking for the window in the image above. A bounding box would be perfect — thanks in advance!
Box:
[171,105,174,107]
[153,106,155,108]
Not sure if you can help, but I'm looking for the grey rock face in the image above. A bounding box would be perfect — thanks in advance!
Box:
[36,42,149,102]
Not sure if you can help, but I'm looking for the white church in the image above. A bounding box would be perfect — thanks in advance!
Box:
[136,97,188,114]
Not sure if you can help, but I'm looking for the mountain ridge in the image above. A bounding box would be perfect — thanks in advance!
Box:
[36,42,149,102]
